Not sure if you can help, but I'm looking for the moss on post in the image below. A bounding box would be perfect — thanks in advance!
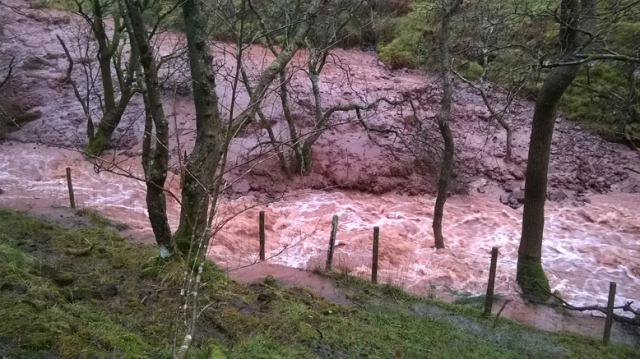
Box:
[516,253,550,302]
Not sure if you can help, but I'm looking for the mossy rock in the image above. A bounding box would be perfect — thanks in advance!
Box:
[457,61,484,81]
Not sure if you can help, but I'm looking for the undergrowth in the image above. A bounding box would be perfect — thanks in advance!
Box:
[374,0,640,144]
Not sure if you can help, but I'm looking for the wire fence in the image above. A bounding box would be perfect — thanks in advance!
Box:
[1,166,638,345]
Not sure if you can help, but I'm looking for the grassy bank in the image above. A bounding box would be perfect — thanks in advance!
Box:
[1,207,638,358]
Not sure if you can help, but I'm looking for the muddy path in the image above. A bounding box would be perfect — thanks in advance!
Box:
[1,0,639,343]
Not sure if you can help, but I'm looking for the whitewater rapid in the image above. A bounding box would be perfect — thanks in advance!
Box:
[1,144,639,314]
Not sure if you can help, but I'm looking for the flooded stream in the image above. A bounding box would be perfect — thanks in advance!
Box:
[1,143,639,314]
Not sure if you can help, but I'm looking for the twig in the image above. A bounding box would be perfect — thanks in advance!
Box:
[493,298,513,326]
[0,55,14,90]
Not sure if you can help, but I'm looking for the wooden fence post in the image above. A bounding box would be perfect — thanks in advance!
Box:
[484,247,498,317]
[259,211,265,261]
[325,215,338,271]
[603,282,617,345]
[372,226,379,283]
[66,167,75,209]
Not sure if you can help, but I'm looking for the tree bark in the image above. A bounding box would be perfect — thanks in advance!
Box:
[236,0,321,129]
[125,0,175,257]
[432,0,462,250]
[83,0,135,156]
[278,70,305,174]
[517,0,596,300]
[240,67,291,177]
[174,0,225,254]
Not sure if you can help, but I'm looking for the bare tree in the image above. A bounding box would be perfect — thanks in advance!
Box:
[432,0,462,249]
[210,0,375,177]
[66,0,139,155]
[124,0,175,256]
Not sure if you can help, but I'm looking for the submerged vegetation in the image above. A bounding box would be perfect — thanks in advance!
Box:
[1,208,638,357]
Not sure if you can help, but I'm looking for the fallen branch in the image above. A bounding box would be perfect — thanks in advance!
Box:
[623,167,640,175]
[493,298,513,326]
[549,291,640,326]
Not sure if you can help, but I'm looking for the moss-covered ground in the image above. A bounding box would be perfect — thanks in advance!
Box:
[1,207,638,358]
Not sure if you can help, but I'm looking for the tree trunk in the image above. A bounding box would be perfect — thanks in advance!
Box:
[174,0,224,255]
[84,0,130,156]
[236,0,320,129]
[518,66,579,300]
[86,96,132,155]
[432,0,462,250]
[240,67,291,177]
[517,0,596,300]
[125,0,175,257]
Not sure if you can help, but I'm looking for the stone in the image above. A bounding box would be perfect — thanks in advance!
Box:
[500,194,510,204]
[55,272,76,286]
[64,289,89,303]
[510,169,525,180]
[35,265,75,286]
[231,179,251,193]
[0,283,27,294]
[504,181,520,193]
[509,201,522,209]
[21,56,49,70]
[13,284,28,294]
[511,190,525,203]
[547,190,568,202]
[18,242,38,252]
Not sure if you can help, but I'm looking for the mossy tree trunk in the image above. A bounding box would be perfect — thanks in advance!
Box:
[124,0,176,257]
[173,0,225,255]
[432,0,462,250]
[279,70,304,176]
[518,0,596,301]
[78,0,137,156]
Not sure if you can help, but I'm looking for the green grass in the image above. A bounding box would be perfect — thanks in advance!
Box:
[1,208,638,358]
